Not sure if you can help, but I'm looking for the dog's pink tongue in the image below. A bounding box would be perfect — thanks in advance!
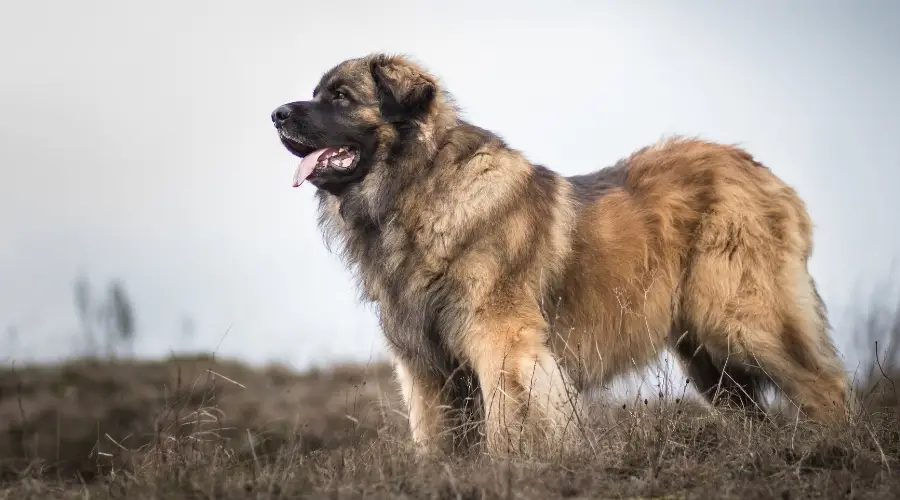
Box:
[292,149,329,187]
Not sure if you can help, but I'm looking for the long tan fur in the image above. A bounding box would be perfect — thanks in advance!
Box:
[277,53,849,457]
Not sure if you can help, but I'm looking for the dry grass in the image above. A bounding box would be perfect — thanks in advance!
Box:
[0,345,898,499]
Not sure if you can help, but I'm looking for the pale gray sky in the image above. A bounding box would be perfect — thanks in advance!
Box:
[2,1,899,373]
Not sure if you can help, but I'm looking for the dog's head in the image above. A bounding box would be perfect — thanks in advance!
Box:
[271,53,446,195]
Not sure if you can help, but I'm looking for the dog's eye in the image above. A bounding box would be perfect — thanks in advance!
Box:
[333,90,348,101]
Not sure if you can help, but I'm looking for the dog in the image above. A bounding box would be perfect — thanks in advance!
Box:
[270,53,849,457]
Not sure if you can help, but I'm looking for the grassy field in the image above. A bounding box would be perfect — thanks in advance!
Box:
[1,348,899,499]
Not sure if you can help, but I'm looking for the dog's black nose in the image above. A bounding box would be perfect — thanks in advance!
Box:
[271,105,292,127]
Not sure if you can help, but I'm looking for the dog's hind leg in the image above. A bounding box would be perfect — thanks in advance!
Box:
[680,234,848,424]
[670,328,769,418]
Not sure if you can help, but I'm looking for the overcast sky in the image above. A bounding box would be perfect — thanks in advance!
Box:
[1,1,898,375]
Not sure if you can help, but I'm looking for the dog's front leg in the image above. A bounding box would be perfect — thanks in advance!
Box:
[454,305,583,457]
[392,354,464,456]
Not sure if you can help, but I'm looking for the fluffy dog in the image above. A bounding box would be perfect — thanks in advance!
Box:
[271,53,848,456]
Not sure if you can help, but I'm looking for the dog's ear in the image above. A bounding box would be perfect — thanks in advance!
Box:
[369,54,436,123]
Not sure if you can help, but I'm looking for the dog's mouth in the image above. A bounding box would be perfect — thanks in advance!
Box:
[280,135,360,188]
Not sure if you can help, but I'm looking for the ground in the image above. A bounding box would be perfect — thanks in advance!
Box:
[1,353,898,499]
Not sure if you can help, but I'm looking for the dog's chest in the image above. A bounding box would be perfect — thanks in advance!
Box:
[357,217,450,306]
[349,221,462,366]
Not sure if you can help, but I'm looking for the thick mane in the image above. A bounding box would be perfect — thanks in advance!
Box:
[314,117,507,302]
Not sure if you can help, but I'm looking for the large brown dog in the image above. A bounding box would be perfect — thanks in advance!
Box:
[271,53,848,456]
